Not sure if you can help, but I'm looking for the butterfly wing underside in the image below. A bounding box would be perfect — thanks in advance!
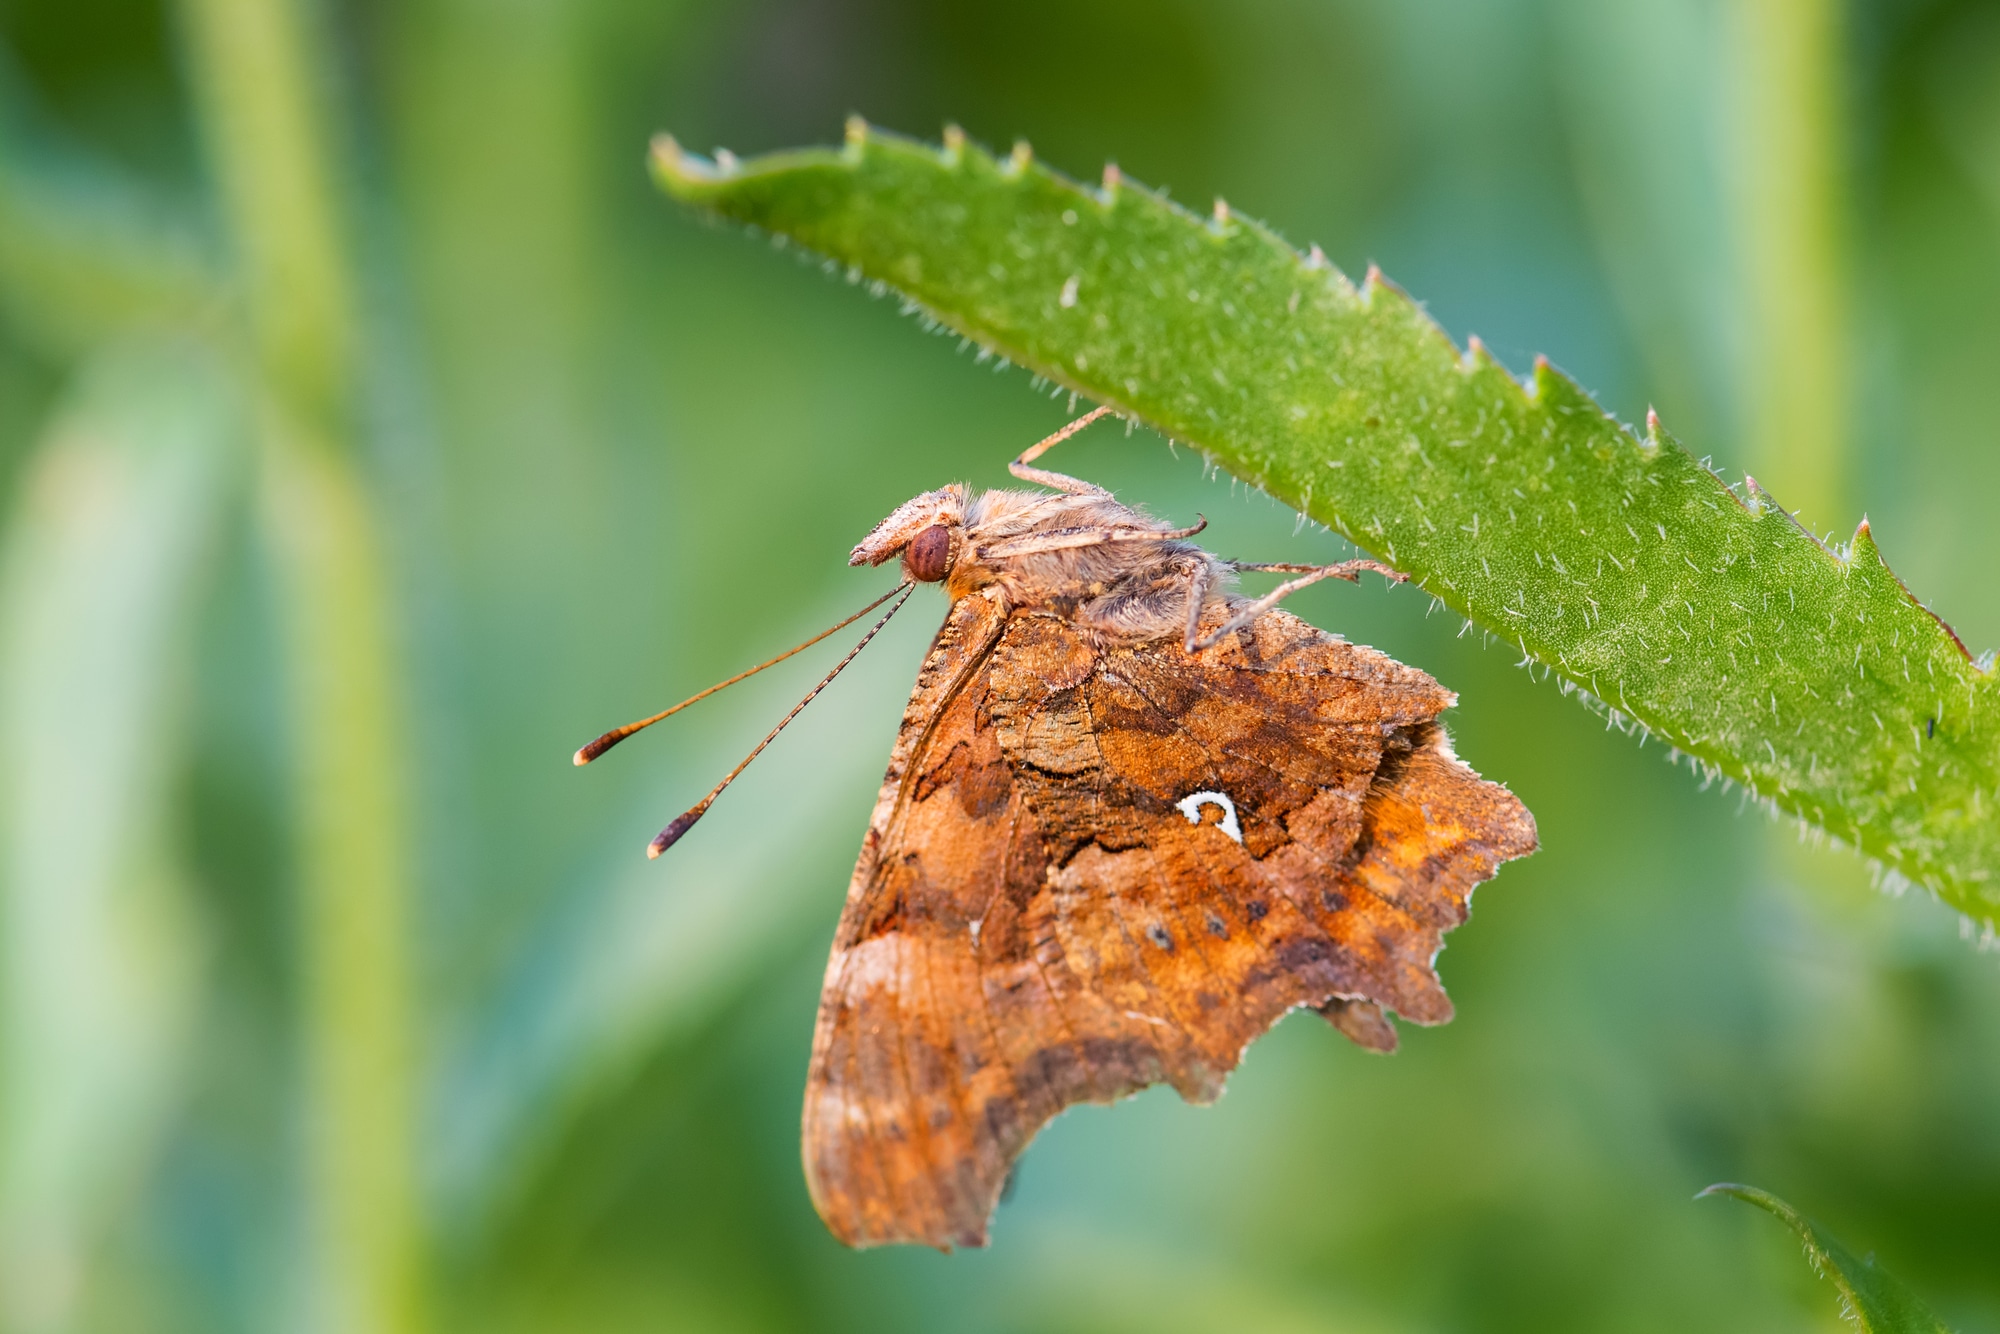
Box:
[803,592,1535,1250]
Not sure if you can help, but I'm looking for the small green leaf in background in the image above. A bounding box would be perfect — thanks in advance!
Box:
[649,123,2000,926]
[1701,1184,1953,1333]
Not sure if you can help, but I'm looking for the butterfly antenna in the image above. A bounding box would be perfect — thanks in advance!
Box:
[646,581,916,859]
[574,582,909,766]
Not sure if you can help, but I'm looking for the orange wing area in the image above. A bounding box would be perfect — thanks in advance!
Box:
[803,595,1535,1250]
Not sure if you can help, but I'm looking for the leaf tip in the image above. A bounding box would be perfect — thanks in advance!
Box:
[1843,517,1882,566]
[844,114,869,158]
[1638,405,1670,455]
[1212,197,1231,228]
[649,132,690,177]
[1101,161,1122,199]
[1703,1184,1956,1334]
[1698,1182,1808,1233]
[1528,354,1556,401]
[942,122,966,162]
[1362,263,1396,306]
[1306,243,1328,270]
[649,133,727,194]
[1464,333,1499,373]
[1008,139,1034,175]
[1845,519,1976,661]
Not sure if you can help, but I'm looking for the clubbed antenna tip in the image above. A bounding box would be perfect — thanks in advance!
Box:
[648,806,705,859]
[634,582,915,863]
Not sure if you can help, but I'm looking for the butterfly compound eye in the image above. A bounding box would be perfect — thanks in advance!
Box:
[906,524,952,583]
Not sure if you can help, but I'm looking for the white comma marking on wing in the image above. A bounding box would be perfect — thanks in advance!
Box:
[1175,790,1243,844]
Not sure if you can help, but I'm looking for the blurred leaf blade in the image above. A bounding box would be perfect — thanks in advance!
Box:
[1701,1184,1954,1333]
[0,336,238,1329]
[651,125,2000,924]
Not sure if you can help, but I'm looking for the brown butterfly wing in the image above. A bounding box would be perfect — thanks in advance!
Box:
[803,596,1535,1250]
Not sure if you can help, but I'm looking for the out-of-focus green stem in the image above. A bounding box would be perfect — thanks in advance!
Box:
[1730,0,1850,531]
[258,421,425,1334]
[178,0,353,424]
[1731,0,1863,899]
[177,0,427,1329]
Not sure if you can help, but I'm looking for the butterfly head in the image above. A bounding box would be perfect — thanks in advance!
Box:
[848,485,967,584]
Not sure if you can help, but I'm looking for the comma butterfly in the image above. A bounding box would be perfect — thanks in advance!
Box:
[577,406,1536,1249]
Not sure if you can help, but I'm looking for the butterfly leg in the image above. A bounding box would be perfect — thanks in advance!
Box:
[1180,559,1218,652]
[1190,559,1405,651]
[1007,405,1118,495]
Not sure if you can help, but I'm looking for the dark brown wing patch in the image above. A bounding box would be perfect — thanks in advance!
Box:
[803,598,1535,1249]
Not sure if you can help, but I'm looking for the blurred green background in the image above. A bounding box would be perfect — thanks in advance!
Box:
[1,0,1997,1330]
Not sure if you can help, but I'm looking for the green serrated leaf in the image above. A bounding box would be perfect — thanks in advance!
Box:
[1701,1185,1953,1333]
[649,122,2000,924]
